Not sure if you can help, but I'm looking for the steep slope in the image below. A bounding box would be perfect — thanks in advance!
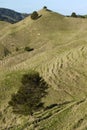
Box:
[0,8,87,130]
[0,8,29,23]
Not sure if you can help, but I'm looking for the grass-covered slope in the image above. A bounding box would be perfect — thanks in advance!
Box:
[0,8,87,130]
[0,8,29,23]
[0,21,11,59]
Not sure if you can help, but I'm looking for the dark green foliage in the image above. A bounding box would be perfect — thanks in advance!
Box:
[4,47,10,57]
[43,6,47,9]
[67,14,85,18]
[15,47,19,51]
[0,111,2,119]
[71,12,77,17]
[31,11,39,20]
[44,104,58,110]
[71,12,85,18]
[43,6,52,12]
[77,15,85,18]
[24,46,34,52]
[73,118,84,129]
[8,71,48,115]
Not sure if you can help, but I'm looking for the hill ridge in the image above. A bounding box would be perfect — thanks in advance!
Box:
[0,8,29,23]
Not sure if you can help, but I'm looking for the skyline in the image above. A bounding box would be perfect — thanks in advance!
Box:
[0,0,87,15]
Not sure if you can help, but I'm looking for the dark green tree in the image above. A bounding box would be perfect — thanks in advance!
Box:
[24,46,34,52]
[8,71,48,115]
[31,11,38,20]
[4,47,10,57]
[71,12,77,17]
[43,6,47,9]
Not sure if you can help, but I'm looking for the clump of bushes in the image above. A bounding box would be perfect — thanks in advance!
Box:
[31,11,39,20]
[43,6,51,12]
[0,111,2,119]
[15,47,19,51]
[71,12,85,18]
[71,12,77,17]
[4,47,10,57]
[43,6,47,9]
[8,71,48,115]
[77,15,85,18]
[24,46,34,52]
[44,104,58,110]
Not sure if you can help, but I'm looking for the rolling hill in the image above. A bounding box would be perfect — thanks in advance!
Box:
[0,8,29,23]
[0,8,87,130]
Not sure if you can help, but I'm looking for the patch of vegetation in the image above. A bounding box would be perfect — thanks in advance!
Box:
[71,12,85,18]
[43,6,47,9]
[31,11,39,20]
[8,71,48,115]
[71,12,77,17]
[73,118,84,129]
[4,47,10,57]
[15,47,19,51]
[76,99,85,105]
[24,46,34,52]
[0,111,2,120]
[43,6,52,12]
[44,104,58,110]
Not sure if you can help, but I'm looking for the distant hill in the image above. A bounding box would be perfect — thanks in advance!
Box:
[0,8,29,23]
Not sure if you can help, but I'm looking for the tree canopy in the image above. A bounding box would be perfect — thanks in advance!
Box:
[31,11,38,20]
[8,71,48,115]
[71,12,77,17]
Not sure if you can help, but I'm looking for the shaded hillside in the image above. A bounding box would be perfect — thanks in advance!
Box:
[0,8,87,130]
[0,8,29,23]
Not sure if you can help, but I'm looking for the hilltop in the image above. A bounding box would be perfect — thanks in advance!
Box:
[0,8,29,23]
[0,8,87,130]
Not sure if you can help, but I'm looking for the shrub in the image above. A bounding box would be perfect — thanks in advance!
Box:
[71,12,77,17]
[31,11,38,20]
[15,47,19,51]
[4,47,10,57]
[44,104,58,110]
[8,71,48,115]
[43,6,47,9]
[0,111,2,119]
[77,15,85,18]
[24,46,34,52]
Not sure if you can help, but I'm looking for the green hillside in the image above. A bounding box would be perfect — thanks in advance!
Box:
[0,8,87,130]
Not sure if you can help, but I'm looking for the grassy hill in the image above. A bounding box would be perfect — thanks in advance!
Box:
[0,8,29,23]
[0,8,87,130]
